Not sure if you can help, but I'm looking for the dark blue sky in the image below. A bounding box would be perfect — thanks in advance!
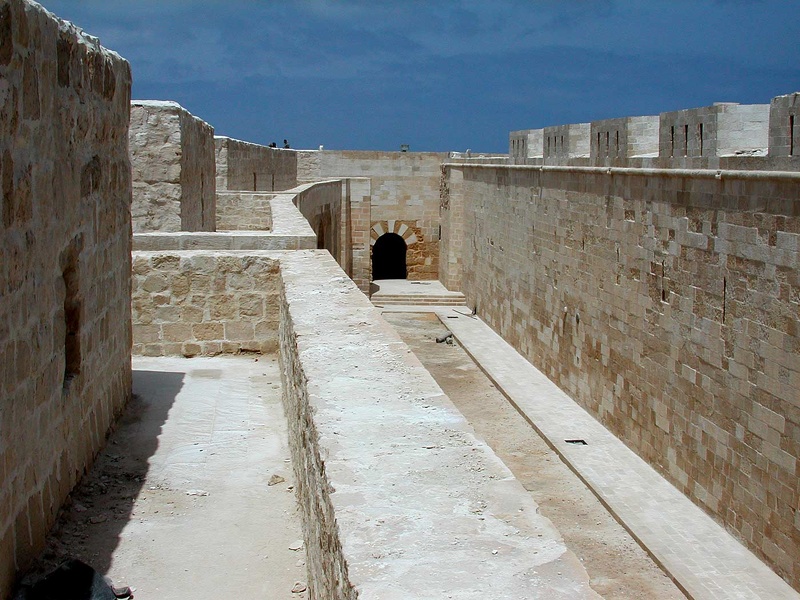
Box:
[40,1,800,153]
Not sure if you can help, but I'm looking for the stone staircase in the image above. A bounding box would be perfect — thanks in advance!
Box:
[371,281,466,307]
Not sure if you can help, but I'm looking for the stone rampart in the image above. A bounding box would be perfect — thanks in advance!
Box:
[591,115,660,161]
[293,180,343,263]
[659,102,769,159]
[130,183,332,356]
[514,95,793,168]
[296,150,445,280]
[214,136,297,192]
[216,191,273,231]
[441,160,800,589]
[769,92,800,158]
[277,251,599,599]
[510,129,543,164]
[0,1,132,595]
[130,100,216,232]
[544,123,591,163]
[288,178,371,292]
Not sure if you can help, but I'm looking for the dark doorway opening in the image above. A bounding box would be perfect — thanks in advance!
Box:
[372,233,407,280]
[317,218,326,250]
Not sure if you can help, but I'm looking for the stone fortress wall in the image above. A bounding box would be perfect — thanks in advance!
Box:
[126,99,593,599]
[297,150,446,280]
[658,102,769,159]
[216,190,274,231]
[449,91,800,588]
[769,93,800,158]
[4,0,800,594]
[591,115,660,160]
[215,136,297,192]
[0,1,133,596]
[130,100,216,232]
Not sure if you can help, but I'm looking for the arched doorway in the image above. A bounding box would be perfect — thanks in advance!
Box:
[372,233,407,280]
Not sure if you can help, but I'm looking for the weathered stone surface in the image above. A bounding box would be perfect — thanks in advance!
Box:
[132,251,280,356]
[130,100,216,232]
[0,1,132,595]
[297,150,445,280]
[769,92,800,158]
[214,136,297,192]
[660,102,769,159]
[216,191,273,231]
[278,251,600,600]
[441,155,800,590]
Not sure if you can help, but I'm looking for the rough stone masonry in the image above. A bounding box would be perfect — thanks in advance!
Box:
[0,1,133,596]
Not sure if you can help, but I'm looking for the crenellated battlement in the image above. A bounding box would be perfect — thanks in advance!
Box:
[511,93,799,168]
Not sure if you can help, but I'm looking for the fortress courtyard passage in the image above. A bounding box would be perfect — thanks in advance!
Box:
[2,1,800,599]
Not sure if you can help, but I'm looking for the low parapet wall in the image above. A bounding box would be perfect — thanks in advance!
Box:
[134,189,317,251]
[277,251,598,599]
[130,179,374,358]
[132,251,281,356]
[216,191,274,231]
[215,136,297,192]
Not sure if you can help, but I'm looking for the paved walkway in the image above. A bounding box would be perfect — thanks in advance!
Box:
[371,279,463,297]
[413,308,798,600]
[101,356,303,599]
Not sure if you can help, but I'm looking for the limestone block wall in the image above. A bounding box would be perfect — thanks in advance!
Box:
[438,166,465,292]
[130,101,215,232]
[132,252,280,356]
[293,180,343,264]
[214,136,297,192]
[277,251,598,599]
[346,177,372,293]
[216,191,273,231]
[0,2,132,595]
[509,129,544,164]
[591,116,659,161]
[296,150,446,279]
[659,102,769,159]
[769,92,800,157]
[179,106,216,230]
[442,161,800,589]
[544,123,591,163]
[130,184,327,357]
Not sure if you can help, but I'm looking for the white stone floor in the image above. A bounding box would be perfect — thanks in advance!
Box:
[371,278,466,298]
[402,307,798,600]
[108,355,305,599]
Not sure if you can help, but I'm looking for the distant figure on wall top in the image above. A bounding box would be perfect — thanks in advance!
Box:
[269,142,277,148]
[283,139,291,149]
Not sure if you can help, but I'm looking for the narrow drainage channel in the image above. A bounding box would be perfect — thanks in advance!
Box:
[382,311,688,600]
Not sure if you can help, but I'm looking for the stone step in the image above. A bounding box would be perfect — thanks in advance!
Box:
[372,295,465,302]
[371,295,467,306]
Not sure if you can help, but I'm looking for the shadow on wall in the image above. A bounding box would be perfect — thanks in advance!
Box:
[19,371,185,587]
[372,233,407,280]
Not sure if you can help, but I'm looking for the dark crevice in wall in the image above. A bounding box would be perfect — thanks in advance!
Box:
[61,236,83,390]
